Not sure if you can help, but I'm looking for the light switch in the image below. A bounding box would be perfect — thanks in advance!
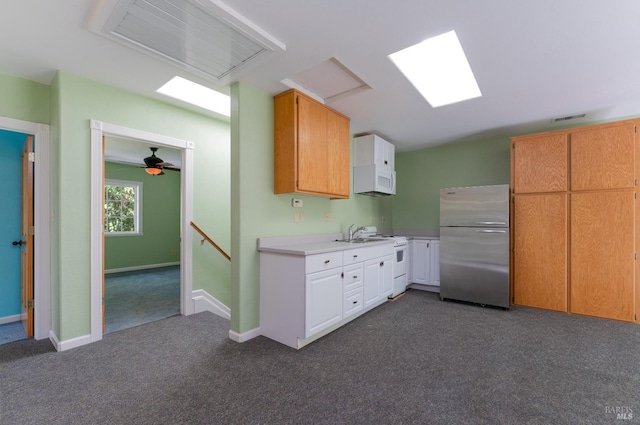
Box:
[292,198,303,208]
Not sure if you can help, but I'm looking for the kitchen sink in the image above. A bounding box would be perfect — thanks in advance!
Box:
[335,238,382,244]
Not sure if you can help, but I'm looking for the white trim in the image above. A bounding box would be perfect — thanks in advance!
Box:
[49,330,92,352]
[192,289,230,320]
[105,261,180,274]
[0,314,22,325]
[90,120,195,346]
[0,117,51,341]
[229,327,261,343]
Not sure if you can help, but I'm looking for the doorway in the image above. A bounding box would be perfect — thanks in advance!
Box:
[103,144,182,334]
[0,117,51,343]
[0,129,28,344]
[89,120,195,344]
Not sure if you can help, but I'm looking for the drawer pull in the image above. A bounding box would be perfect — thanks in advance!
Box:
[353,255,358,258]
[324,260,330,264]
[353,275,358,279]
[353,301,358,304]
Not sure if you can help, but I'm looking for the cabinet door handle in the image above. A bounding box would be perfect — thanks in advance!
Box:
[324,260,330,264]
[380,261,384,266]
[353,255,358,258]
[353,300,358,304]
[353,275,358,279]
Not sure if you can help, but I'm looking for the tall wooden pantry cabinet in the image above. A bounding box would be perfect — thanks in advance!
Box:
[511,118,640,323]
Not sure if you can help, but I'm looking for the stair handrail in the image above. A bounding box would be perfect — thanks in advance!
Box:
[190,221,231,262]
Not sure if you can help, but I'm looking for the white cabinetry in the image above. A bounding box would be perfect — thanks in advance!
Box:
[354,134,395,170]
[305,267,343,336]
[260,242,394,349]
[409,238,440,292]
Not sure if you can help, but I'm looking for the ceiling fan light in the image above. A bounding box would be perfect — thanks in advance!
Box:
[145,167,163,176]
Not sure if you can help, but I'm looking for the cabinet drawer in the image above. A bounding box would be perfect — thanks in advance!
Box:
[343,263,364,292]
[343,244,394,266]
[306,251,343,274]
[344,288,364,318]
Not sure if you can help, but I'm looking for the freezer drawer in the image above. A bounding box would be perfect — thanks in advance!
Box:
[440,185,510,228]
[439,226,510,308]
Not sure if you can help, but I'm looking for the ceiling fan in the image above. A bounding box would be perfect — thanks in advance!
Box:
[142,147,179,175]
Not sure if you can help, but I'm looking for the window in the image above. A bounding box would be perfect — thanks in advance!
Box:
[104,179,142,235]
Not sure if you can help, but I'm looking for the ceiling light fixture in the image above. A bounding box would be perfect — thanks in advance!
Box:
[389,30,482,108]
[157,76,230,116]
[145,167,163,176]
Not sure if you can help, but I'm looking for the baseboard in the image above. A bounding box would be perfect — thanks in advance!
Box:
[105,262,180,274]
[0,314,21,325]
[229,327,261,343]
[49,330,92,352]
[192,289,230,320]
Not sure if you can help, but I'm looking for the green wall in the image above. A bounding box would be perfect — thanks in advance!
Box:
[0,73,49,124]
[230,83,393,334]
[392,138,511,232]
[104,162,181,270]
[54,71,230,340]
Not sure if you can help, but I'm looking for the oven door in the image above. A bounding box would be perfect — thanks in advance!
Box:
[394,245,407,278]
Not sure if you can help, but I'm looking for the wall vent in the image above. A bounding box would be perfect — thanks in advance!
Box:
[551,113,587,123]
[97,0,285,83]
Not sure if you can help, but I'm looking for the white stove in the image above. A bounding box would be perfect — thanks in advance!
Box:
[359,227,408,298]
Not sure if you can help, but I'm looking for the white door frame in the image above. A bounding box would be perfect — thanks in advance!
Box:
[89,120,194,343]
[0,116,50,341]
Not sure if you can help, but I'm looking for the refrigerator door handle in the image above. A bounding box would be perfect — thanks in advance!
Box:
[476,229,507,233]
[474,221,507,225]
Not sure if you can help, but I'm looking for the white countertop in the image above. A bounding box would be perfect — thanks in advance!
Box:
[257,233,394,256]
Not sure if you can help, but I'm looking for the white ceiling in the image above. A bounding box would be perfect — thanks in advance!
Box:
[4,0,640,152]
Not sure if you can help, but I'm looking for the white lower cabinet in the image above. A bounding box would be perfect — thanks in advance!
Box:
[305,267,344,336]
[364,256,393,307]
[260,242,394,349]
[409,238,440,290]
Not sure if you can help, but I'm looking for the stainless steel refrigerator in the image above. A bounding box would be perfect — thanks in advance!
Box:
[439,184,510,309]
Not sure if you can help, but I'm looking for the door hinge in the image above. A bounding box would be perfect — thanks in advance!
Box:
[29,225,35,235]
[27,299,34,309]
[28,152,35,162]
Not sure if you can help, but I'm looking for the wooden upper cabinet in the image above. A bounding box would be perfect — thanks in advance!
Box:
[570,121,636,191]
[570,191,635,321]
[274,89,350,199]
[513,193,568,312]
[511,132,568,193]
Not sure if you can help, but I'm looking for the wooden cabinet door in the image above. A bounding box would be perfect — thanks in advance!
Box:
[570,122,636,191]
[327,111,350,197]
[570,191,635,321]
[297,94,328,194]
[513,193,568,311]
[512,133,568,193]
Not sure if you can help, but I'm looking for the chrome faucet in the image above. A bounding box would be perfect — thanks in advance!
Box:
[348,224,366,241]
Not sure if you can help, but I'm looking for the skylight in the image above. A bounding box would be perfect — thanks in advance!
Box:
[389,30,481,108]
[157,76,230,117]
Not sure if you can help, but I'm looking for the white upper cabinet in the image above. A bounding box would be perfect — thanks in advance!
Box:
[354,134,395,171]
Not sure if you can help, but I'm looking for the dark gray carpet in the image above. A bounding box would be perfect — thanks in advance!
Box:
[104,266,180,334]
[0,321,27,345]
[1,290,638,424]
